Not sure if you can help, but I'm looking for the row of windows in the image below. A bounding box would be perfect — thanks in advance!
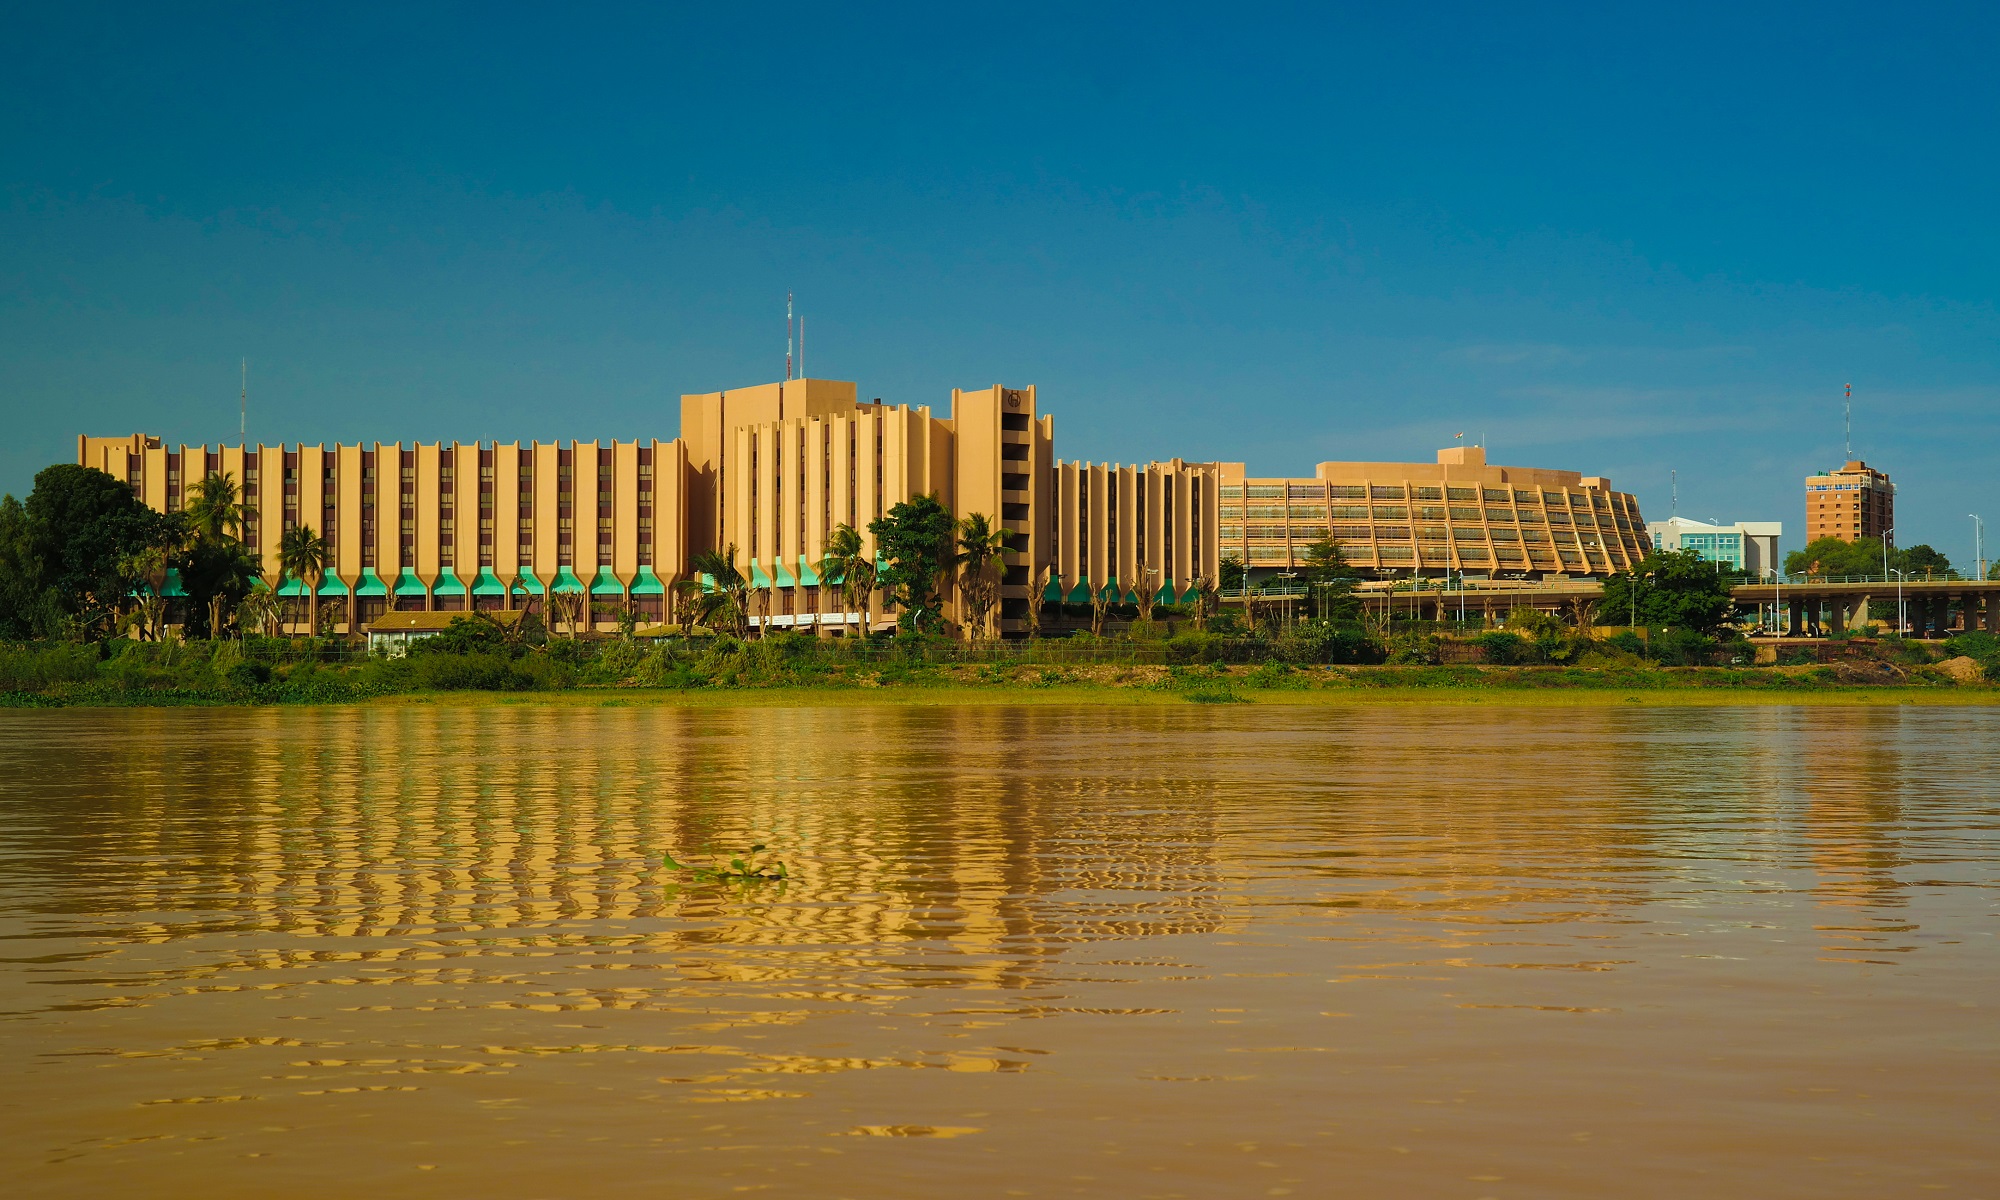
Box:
[1223,483,1629,511]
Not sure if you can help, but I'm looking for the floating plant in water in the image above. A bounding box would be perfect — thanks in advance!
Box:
[662,843,789,881]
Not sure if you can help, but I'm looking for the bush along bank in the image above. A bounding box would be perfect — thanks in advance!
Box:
[2,616,1997,706]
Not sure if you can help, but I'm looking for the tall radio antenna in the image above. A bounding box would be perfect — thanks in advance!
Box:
[1671,469,1677,519]
[1844,382,1852,457]
[240,358,247,442]
[785,293,794,381]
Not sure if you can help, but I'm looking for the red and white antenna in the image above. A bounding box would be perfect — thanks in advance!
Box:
[786,292,794,381]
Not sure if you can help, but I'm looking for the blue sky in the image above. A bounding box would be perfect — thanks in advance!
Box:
[5,3,1998,560]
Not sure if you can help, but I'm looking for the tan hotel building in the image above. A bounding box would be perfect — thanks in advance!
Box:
[80,384,1644,635]
[80,378,1220,637]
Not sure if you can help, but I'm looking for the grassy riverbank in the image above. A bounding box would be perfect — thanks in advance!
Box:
[6,658,1997,708]
[7,626,1999,708]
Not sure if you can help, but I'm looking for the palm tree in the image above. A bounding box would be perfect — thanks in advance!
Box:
[822,523,874,637]
[549,590,586,639]
[671,577,702,637]
[689,545,751,639]
[186,472,244,543]
[1025,565,1049,638]
[954,512,1010,640]
[237,586,281,639]
[277,524,330,638]
[1132,565,1160,627]
[1193,574,1217,632]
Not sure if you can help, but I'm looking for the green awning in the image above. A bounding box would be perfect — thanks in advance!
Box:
[1154,582,1178,605]
[772,559,797,587]
[551,567,585,594]
[629,566,665,595]
[589,567,624,596]
[749,559,772,589]
[1099,579,1124,602]
[431,569,467,596]
[1043,576,1065,603]
[392,570,427,597]
[160,568,187,598]
[353,568,388,597]
[277,576,312,597]
[472,568,507,596]
[511,570,542,595]
[1066,578,1092,604]
[795,556,820,587]
[318,574,349,597]
[1180,583,1202,605]
[697,572,717,592]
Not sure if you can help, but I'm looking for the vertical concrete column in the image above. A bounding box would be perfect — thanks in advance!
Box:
[1828,599,1845,635]
[1936,594,1953,637]
[1985,592,2000,633]
[1788,597,1805,637]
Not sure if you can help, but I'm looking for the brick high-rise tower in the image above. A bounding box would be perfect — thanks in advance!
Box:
[1805,461,1894,543]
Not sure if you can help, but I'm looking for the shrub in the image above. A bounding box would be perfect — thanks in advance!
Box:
[1475,631,1530,665]
[1276,622,1381,665]
[0,642,102,690]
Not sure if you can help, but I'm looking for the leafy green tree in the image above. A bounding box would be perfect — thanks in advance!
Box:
[1599,548,1738,634]
[179,535,260,640]
[869,494,956,633]
[1899,544,1952,576]
[1300,536,1361,620]
[0,494,59,640]
[1219,555,1246,593]
[1785,535,1952,578]
[21,464,178,638]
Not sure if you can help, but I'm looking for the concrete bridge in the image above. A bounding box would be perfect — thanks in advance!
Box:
[1235,577,2000,637]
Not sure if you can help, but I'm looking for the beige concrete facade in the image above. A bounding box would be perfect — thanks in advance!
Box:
[1217,446,1649,580]
[80,377,1221,636]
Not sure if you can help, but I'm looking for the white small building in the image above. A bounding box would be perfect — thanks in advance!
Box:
[1647,517,1782,576]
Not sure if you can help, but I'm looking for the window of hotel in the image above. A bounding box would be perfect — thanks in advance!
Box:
[1514,490,1537,503]
[1329,485,1366,499]
[1246,485,1283,499]
[1485,508,1513,522]
[1331,525,1372,540]
[1220,486,1242,499]
[1289,505,1325,519]
[1446,487,1476,500]
[1219,506,1243,520]
[1372,506,1407,520]
[1483,489,1508,502]
[1370,486,1405,500]
[1412,486,1443,500]
[1330,505,1370,519]
[1449,507,1481,521]
[1245,506,1285,519]
[1288,485,1321,498]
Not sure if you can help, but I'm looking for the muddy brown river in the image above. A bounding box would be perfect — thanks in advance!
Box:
[1,703,1995,1197]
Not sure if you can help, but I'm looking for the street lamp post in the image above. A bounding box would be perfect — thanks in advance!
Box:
[1884,527,1900,635]
[1972,514,1985,581]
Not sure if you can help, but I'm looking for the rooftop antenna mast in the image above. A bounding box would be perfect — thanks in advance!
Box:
[240,358,247,442]
[1671,469,1677,519]
[1844,382,1852,458]
[786,293,794,381]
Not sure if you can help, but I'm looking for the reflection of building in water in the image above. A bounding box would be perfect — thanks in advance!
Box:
[1788,708,1912,914]
[69,707,1228,988]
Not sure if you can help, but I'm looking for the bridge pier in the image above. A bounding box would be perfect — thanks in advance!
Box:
[1789,597,1806,638]
[1827,598,1845,635]
[1987,594,2000,634]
